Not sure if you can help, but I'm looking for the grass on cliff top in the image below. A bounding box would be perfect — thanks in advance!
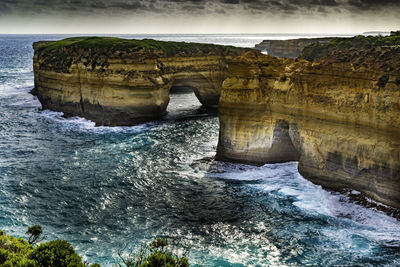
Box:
[36,36,249,57]
[301,35,400,61]
[326,35,400,48]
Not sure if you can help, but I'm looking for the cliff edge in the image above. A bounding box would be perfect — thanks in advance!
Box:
[254,37,336,58]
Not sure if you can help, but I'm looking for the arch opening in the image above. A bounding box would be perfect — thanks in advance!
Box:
[164,77,218,120]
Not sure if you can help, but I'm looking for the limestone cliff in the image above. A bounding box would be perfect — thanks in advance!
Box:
[254,37,335,58]
[33,37,249,126]
[217,41,400,208]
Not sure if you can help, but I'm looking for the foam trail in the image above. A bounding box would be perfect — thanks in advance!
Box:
[206,161,400,247]
[39,109,157,134]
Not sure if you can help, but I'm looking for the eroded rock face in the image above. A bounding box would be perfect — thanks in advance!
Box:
[33,37,249,126]
[254,38,335,58]
[217,50,400,208]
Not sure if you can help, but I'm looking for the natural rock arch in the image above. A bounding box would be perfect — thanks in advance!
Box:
[169,74,221,108]
[33,37,249,126]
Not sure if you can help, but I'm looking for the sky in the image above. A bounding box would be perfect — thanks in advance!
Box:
[0,0,399,34]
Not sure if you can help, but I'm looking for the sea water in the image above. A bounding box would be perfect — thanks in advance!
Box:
[0,34,399,266]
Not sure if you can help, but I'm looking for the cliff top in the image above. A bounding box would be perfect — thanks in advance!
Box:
[33,36,251,73]
[300,35,400,62]
[390,30,400,36]
[257,37,335,44]
[34,36,249,57]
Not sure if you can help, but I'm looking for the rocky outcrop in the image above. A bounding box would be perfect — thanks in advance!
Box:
[33,37,249,126]
[254,38,336,58]
[216,43,400,208]
[391,30,400,36]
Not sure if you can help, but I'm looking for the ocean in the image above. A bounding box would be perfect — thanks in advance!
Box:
[0,34,399,266]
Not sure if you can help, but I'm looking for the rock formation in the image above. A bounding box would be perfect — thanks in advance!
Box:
[217,36,400,209]
[33,37,249,126]
[254,37,335,58]
[34,35,400,209]
[390,30,400,36]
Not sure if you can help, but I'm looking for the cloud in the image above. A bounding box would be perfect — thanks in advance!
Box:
[90,2,106,9]
[109,1,146,10]
[310,0,339,7]
[221,0,240,4]
[0,3,12,15]
[1,0,399,27]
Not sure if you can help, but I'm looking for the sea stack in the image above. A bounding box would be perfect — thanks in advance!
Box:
[217,36,400,209]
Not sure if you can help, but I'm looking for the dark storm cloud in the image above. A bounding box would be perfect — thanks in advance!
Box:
[310,0,339,7]
[90,2,106,9]
[221,0,240,4]
[1,0,399,17]
[0,3,11,14]
[109,1,146,10]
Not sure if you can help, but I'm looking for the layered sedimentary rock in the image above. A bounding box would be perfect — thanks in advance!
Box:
[254,38,336,58]
[33,37,249,125]
[217,40,400,208]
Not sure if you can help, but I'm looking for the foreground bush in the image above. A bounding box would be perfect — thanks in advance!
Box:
[0,227,192,266]
[0,230,36,266]
[29,240,85,267]
[0,228,98,267]
[116,238,190,267]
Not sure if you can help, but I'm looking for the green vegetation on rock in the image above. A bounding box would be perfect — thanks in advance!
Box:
[26,225,42,246]
[34,36,250,73]
[29,240,86,267]
[0,228,98,267]
[36,36,249,57]
[115,237,191,267]
[1,227,193,267]
[301,35,400,62]
[326,35,400,48]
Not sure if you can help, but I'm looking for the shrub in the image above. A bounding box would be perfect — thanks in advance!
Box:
[9,237,32,255]
[149,238,169,252]
[0,227,100,267]
[3,257,36,267]
[140,251,189,267]
[0,227,192,267]
[0,234,11,249]
[115,238,191,267]
[26,225,43,245]
[0,234,35,266]
[29,239,85,267]
[0,248,10,264]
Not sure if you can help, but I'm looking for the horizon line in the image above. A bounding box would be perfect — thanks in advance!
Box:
[0,32,368,35]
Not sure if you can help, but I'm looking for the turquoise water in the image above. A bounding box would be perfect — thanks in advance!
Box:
[1,34,400,266]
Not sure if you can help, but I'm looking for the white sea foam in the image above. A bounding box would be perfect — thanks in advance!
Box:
[39,109,156,134]
[0,80,34,98]
[206,161,299,182]
[206,161,400,248]
[0,67,33,74]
